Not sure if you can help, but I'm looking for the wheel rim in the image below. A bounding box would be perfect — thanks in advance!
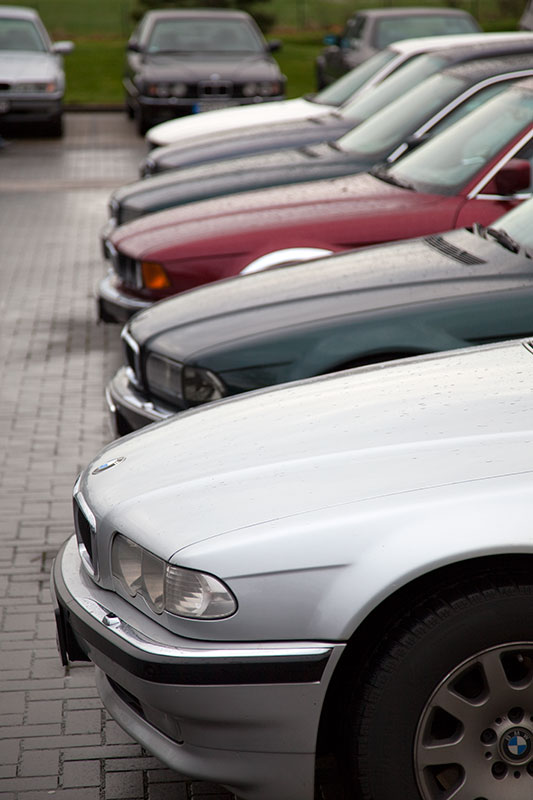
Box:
[415,643,533,799]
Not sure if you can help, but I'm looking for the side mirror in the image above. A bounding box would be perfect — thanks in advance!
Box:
[491,158,531,196]
[127,40,142,53]
[323,33,340,46]
[53,41,74,55]
[267,39,282,53]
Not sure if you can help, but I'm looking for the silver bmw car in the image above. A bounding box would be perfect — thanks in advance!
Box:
[53,338,533,800]
[0,5,74,136]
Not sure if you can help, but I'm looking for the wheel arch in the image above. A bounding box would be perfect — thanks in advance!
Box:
[317,552,533,758]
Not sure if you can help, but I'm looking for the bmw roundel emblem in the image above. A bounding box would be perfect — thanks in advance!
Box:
[91,456,125,475]
[502,728,532,761]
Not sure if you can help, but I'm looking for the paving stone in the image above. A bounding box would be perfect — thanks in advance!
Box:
[0,112,293,800]
[105,770,144,798]
[62,759,101,787]
[19,749,61,777]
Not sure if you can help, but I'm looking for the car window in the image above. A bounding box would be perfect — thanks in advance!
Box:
[425,80,513,138]
[145,18,263,54]
[315,48,398,106]
[0,18,46,52]
[375,16,479,49]
[338,72,467,158]
[387,83,533,195]
[340,53,448,120]
[342,17,365,48]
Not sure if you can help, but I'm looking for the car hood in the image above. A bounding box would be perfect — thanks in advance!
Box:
[81,339,533,561]
[115,142,356,216]
[146,97,325,147]
[0,51,59,81]
[110,172,453,261]
[145,113,354,171]
[138,51,281,81]
[129,228,527,358]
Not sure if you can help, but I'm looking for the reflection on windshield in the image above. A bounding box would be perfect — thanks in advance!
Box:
[492,197,533,251]
[0,19,46,52]
[338,72,466,159]
[316,49,396,106]
[340,53,448,121]
[387,83,533,195]
[147,19,262,53]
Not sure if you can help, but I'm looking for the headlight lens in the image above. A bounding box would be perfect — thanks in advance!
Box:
[172,82,187,97]
[183,365,226,406]
[12,81,57,93]
[111,534,237,619]
[146,353,183,404]
[146,82,187,98]
[242,81,281,97]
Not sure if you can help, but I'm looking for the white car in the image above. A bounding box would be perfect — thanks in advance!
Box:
[53,337,533,800]
[0,5,74,136]
[146,30,533,148]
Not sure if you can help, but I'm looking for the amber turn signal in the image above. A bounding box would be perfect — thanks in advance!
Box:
[141,261,171,289]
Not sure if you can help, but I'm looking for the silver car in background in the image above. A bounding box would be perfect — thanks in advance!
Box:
[53,337,533,800]
[0,5,74,136]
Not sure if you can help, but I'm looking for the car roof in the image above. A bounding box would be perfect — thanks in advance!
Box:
[0,5,41,20]
[390,31,533,55]
[443,53,533,81]
[141,9,252,23]
[354,7,478,18]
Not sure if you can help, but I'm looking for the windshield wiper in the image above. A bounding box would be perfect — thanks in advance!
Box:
[369,164,414,190]
[486,226,522,254]
[474,223,531,259]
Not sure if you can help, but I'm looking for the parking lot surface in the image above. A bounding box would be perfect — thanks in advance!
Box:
[0,113,340,800]
[0,113,241,800]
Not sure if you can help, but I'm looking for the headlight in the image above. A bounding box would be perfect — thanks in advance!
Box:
[146,353,183,404]
[12,81,57,93]
[171,82,187,97]
[242,81,281,97]
[111,534,237,619]
[147,83,171,97]
[146,82,187,98]
[183,365,226,406]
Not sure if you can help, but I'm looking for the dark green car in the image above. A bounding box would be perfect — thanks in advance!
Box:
[106,199,533,436]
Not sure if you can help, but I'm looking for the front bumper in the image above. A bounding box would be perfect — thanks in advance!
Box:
[106,365,173,436]
[137,93,285,122]
[97,272,153,324]
[52,535,342,800]
[0,95,62,124]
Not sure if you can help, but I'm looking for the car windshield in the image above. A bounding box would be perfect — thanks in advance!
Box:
[314,48,398,106]
[146,18,263,54]
[385,83,533,195]
[491,199,533,251]
[0,18,46,52]
[339,53,448,121]
[338,72,468,159]
[375,16,478,49]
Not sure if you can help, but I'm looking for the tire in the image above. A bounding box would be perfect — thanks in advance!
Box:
[316,62,327,91]
[44,113,63,138]
[342,565,533,800]
[135,107,151,136]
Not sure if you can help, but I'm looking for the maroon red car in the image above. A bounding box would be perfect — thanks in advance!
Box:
[98,78,533,323]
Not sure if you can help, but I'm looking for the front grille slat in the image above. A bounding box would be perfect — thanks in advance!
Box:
[198,80,233,98]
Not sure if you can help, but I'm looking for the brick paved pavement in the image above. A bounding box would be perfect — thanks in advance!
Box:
[0,114,238,800]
